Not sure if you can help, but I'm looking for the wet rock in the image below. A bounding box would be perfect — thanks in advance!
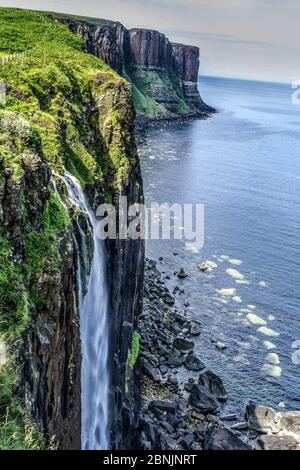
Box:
[185,354,205,372]
[231,422,248,431]
[197,262,210,272]
[184,378,196,393]
[167,354,182,367]
[279,411,300,434]
[257,435,300,451]
[245,401,279,434]
[173,313,186,325]
[189,384,219,415]
[205,426,251,450]
[138,416,157,443]
[190,322,201,336]
[177,268,188,279]
[159,364,169,375]
[149,400,178,415]
[162,421,175,434]
[173,337,194,353]
[141,360,161,383]
[220,414,238,422]
[163,293,175,305]
[199,371,228,403]
[197,260,217,272]
[215,342,226,351]
[180,430,194,450]
[168,375,178,386]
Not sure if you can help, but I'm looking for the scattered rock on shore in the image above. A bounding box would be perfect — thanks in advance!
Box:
[199,371,228,403]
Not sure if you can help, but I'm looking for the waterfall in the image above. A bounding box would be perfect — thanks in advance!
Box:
[58,172,110,450]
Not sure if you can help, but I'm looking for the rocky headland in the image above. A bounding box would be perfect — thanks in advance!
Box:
[56,14,215,121]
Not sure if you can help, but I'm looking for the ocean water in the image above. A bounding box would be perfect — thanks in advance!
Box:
[138,76,300,415]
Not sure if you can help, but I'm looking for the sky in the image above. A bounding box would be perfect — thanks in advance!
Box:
[1,0,299,83]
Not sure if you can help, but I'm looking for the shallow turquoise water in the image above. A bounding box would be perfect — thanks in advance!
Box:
[138,77,300,414]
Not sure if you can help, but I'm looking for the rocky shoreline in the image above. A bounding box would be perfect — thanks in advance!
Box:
[134,258,300,450]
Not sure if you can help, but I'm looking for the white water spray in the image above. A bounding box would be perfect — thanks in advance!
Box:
[61,172,110,450]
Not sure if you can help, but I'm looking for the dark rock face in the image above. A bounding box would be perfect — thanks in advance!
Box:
[58,16,215,118]
[62,19,127,74]
[1,153,81,449]
[129,29,173,69]
[100,92,145,449]
[172,43,199,82]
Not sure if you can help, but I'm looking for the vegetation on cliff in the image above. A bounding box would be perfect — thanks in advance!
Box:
[0,7,138,449]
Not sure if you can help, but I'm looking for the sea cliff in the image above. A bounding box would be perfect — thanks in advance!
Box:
[56,15,215,119]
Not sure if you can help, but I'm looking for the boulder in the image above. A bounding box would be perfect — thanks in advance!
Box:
[177,268,188,278]
[163,293,175,305]
[167,354,182,367]
[279,411,300,434]
[257,435,300,451]
[205,426,251,450]
[199,371,228,403]
[190,322,201,336]
[185,354,205,372]
[180,430,194,450]
[245,401,279,434]
[149,400,178,415]
[141,360,161,383]
[173,337,194,354]
[189,384,219,415]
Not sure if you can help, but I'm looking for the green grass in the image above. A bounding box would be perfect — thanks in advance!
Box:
[0,359,45,450]
[126,66,189,116]
[128,331,141,369]
[0,238,28,340]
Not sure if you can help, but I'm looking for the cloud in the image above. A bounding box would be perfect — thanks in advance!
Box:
[165,29,275,47]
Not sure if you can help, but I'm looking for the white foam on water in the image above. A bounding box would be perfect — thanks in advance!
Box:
[259,281,268,288]
[262,364,282,378]
[246,313,267,326]
[226,268,245,280]
[264,341,277,350]
[266,353,280,365]
[228,259,242,266]
[233,354,250,365]
[257,326,280,337]
[217,288,236,297]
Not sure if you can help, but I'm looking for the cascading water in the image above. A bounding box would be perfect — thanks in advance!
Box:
[58,172,110,450]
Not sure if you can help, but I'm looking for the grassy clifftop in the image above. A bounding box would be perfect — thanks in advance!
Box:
[0,7,137,449]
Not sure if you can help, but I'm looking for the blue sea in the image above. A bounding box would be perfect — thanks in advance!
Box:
[138,76,300,415]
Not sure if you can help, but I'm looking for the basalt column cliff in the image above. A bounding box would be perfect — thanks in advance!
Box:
[57,16,214,119]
